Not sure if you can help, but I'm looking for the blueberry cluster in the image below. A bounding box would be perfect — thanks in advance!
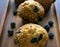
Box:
[13,10,17,16]
[8,22,16,36]
[44,20,54,39]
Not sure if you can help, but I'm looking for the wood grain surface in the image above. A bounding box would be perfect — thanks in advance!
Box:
[0,0,9,36]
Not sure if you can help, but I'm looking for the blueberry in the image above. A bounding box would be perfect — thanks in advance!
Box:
[33,6,39,13]
[38,16,43,21]
[49,32,54,39]
[8,30,14,36]
[10,22,16,28]
[44,25,50,32]
[48,21,53,27]
[31,38,38,43]
[13,10,17,16]
[38,34,43,41]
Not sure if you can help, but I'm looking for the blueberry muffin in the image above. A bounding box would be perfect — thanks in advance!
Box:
[14,23,48,47]
[35,0,56,12]
[17,0,44,23]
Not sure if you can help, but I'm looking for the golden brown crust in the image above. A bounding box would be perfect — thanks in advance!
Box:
[17,1,44,22]
[14,23,48,47]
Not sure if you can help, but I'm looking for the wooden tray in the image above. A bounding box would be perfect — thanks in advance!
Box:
[0,0,10,36]
[54,0,60,32]
[0,0,60,47]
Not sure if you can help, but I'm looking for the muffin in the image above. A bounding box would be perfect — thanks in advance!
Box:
[14,23,48,47]
[35,0,56,12]
[17,0,44,23]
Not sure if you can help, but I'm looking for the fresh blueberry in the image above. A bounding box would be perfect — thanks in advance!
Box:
[44,25,50,32]
[8,30,14,36]
[31,38,38,43]
[48,21,53,27]
[13,10,17,16]
[49,32,54,39]
[33,6,39,13]
[10,22,16,28]
[38,34,43,41]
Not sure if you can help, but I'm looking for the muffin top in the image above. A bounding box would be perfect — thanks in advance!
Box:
[14,23,48,47]
[35,0,55,12]
[17,0,44,22]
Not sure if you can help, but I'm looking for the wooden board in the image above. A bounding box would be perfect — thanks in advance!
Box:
[0,0,10,36]
[54,0,60,32]
[0,0,60,47]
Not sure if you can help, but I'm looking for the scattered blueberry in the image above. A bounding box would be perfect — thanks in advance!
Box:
[8,30,14,36]
[48,21,53,27]
[13,10,17,16]
[31,38,38,43]
[44,25,50,32]
[38,16,43,21]
[33,6,39,13]
[49,32,54,39]
[10,22,16,28]
[38,34,43,41]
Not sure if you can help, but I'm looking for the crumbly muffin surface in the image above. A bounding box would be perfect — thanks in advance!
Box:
[14,24,48,47]
[17,1,44,22]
